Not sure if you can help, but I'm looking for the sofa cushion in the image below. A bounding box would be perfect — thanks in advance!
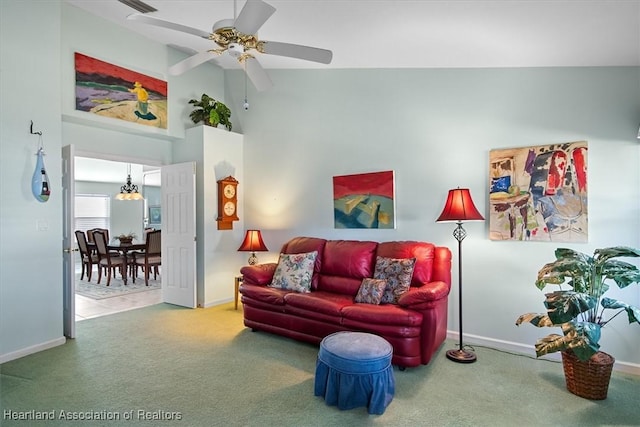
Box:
[284,291,355,317]
[281,237,326,290]
[240,283,289,306]
[341,303,423,327]
[240,263,278,286]
[316,240,378,293]
[374,256,416,304]
[322,240,377,278]
[377,241,435,285]
[317,275,363,296]
[269,251,318,293]
[354,278,387,304]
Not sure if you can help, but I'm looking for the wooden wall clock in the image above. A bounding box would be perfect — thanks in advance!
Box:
[216,176,239,230]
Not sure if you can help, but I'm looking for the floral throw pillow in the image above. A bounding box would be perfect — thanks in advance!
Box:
[355,278,387,305]
[374,256,416,304]
[269,251,318,293]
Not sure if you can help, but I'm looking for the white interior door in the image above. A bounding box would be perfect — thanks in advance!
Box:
[62,144,76,338]
[161,162,197,308]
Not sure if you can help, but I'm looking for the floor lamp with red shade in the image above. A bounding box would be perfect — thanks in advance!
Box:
[436,188,485,363]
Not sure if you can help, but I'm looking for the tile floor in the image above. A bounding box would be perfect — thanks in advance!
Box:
[74,263,161,321]
[75,289,162,322]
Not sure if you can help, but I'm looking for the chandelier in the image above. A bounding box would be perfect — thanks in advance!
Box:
[115,164,144,200]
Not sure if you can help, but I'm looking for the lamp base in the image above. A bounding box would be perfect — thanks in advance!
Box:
[446,348,477,363]
[247,252,258,265]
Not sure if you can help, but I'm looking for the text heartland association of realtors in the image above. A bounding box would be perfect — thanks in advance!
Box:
[3,409,182,421]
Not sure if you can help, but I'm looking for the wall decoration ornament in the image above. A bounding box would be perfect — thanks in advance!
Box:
[333,170,395,229]
[30,121,50,203]
[74,52,168,129]
[32,146,50,203]
[216,176,239,230]
[489,141,588,242]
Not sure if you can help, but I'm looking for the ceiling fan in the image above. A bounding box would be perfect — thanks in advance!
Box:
[127,0,333,91]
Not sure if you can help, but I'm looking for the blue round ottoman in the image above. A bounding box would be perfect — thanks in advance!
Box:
[314,331,395,415]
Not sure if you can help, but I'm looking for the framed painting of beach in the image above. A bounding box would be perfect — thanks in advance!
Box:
[74,52,168,129]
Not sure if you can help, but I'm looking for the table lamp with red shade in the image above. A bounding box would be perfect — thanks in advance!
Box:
[238,229,269,265]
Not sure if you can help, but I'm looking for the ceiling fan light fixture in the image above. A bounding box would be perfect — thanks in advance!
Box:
[128,0,332,92]
[228,43,245,58]
[117,0,157,14]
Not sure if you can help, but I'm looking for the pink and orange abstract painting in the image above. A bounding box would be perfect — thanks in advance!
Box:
[333,170,395,229]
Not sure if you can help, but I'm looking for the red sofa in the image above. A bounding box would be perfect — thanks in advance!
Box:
[239,237,452,368]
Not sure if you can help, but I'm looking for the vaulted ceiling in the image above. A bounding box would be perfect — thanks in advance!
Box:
[66,0,640,70]
[66,1,639,181]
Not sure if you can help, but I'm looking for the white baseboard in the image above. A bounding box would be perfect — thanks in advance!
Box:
[200,297,234,309]
[0,337,66,364]
[447,330,640,376]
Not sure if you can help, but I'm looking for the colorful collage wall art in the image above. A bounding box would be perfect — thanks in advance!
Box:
[489,141,588,242]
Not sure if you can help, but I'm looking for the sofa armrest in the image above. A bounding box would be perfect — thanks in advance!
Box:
[397,281,450,308]
[240,263,277,286]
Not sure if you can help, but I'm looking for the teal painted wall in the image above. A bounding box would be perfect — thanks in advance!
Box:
[0,0,64,359]
[226,67,640,365]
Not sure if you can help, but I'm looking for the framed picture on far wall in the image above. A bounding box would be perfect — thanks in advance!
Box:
[333,170,396,229]
[149,206,161,226]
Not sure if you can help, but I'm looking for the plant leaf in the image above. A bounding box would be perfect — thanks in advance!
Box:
[555,248,592,263]
[534,333,570,357]
[561,321,600,361]
[594,246,640,263]
[601,297,640,325]
[532,322,600,360]
[600,259,640,289]
[515,313,555,327]
[536,257,591,292]
[544,291,595,324]
[209,110,220,125]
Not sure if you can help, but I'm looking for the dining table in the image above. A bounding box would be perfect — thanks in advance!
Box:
[106,240,146,256]
[87,240,146,256]
[87,240,147,281]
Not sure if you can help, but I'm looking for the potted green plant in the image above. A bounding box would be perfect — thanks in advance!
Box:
[516,246,640,399]
[188,93,232,131]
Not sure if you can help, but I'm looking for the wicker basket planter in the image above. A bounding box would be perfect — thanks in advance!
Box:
[561,350,615,400]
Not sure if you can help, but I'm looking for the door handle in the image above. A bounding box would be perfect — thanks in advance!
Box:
[63,248,79,253]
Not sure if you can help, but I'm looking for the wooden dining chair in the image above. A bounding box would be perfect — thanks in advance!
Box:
[87,228,109,244]
[93,230,128,286]
[75,230,98,281]
[133,230,161,286]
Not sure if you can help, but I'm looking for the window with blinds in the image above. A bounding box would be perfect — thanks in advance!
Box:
[75,194,110,233]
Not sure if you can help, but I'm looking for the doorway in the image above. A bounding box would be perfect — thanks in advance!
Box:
[73,154,162,321]
[63,147,198,338]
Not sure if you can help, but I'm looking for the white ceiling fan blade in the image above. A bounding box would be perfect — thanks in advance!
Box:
[169,51,219,76]
[234,0,276,35]
[261,41,333,64]
[127,13,211,39]
[244,57,273,92]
